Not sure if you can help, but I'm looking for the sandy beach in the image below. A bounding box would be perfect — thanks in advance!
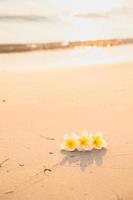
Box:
[0,61,133,200]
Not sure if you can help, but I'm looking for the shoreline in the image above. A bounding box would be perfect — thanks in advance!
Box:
[0,38,133,53]
[0,46,133,70]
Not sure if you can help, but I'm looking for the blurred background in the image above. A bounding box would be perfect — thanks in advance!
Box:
[0,0,133,43]
[0,0,133,67]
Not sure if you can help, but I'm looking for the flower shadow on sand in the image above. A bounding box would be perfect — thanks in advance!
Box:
[60,149,107,171]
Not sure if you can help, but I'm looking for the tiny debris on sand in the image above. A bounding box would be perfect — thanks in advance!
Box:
[2,99,6,102]
[18,163,24,167]
[43,168,52,175]
[5,191,14,195]
[49,152,54,155]
[40,135,55,141]
[0,158,9,168]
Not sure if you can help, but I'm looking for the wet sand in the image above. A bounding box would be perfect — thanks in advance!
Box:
[0,62,133,200]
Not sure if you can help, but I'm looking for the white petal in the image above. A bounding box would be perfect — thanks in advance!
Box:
[89,133,94,137]
[96,132,104,137]
[71,132,78,139]
[60,143,65,150]
[77,146,83,151]
[102,139,107,148]
[95,146,102,150]
[88,136,93,144]
[77,145,93,151]
[66,147,76,152]
[81,130,89,136]
[83,145,93,151]
[87,146,93,151]
[63,134,69,140]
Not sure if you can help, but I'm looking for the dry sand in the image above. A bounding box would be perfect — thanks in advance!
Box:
[0,62,133,200]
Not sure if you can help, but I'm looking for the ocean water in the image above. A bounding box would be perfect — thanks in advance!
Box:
[0,0,133,65]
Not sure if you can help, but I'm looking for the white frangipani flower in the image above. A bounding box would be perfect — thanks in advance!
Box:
[92,132,107,149]
[60,131,107,152]
[60,132,79,151]
[77,130,93,151]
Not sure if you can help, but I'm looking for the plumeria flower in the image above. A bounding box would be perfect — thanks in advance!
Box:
[61,132,79,151]
[77,130,93,151]
[92,132,107,150]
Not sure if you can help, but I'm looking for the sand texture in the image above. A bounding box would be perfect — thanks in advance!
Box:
[0,62,133,200]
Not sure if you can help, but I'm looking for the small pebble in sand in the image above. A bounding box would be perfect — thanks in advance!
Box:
[18,163,24,167]
[5,191,14,195]
[49,152,54,155]
[43,168,52,175]
[2,99,6,102]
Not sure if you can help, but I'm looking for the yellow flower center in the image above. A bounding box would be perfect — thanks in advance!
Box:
[65,138,78,149]
[93,136,103,147]
[79,136,89,147]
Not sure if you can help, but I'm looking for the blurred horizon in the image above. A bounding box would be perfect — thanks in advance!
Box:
[0,0,132,44]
